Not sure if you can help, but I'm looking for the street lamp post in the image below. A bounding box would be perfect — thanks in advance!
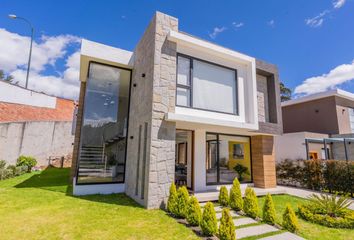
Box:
[8,14,34,89]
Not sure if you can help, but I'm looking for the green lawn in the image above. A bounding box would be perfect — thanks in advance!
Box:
[0,168,198,240]
[257,194,354,240]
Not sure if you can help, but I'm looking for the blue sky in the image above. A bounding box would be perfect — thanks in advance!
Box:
[0,0,353,99]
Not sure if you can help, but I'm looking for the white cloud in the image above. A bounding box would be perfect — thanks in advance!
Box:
[333,0,346,9]
[232,22,244,29]
[0,28,81,99]
[208,26,227,39]
[305,10,329,27]
[267,20,275,27]
[294,60,354,96]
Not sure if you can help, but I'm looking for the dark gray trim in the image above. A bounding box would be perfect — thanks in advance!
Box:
[75,61,132,186]
[206,132,253,185]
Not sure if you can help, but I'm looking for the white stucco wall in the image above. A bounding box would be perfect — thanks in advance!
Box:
[0,81,56,108]
[275,132,329,162]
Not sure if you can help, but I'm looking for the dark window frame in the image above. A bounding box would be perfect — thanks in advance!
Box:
[75,61,132,186]
[206,132,253,185]
[176,53,239,116]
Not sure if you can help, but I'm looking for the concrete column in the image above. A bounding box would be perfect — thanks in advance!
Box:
[193,129,206,192]
[251,135,276,188]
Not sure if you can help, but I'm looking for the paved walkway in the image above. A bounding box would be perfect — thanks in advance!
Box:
[201,203,305,240]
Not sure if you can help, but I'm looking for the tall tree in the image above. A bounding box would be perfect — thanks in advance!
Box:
[280,82,292,102]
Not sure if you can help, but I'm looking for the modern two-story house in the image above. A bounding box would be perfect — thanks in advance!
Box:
[71,12,282,209]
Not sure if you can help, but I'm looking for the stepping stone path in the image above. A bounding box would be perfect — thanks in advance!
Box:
[200,202,305,240]
[259,232,305,240]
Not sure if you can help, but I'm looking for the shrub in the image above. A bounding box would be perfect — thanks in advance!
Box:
[298,205,354,229]
[186,196,202,226]
[233,163,249,182]
[302,159,323,191]
[219,208,236,240]
[308,193,351,218]
[175,186,189,218]
[229,178,243,211]
[0,168,13,180]
[16,155,37,172]
[243,187,259,218]
[200,202,217,236]
[219,186,229,207]
[0,160,6,169]
[262,194,276,225]
[167,183,177,214]
[282,204,299,233]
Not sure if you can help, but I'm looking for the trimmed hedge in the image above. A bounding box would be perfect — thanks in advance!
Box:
[167,183,177,214]
[201,202,217,236]
[244,187,259,219]
[298,205,354,229]
[219,208,236,240]
[283,204,299,233]
[276,159,354,196]
[262,193,276,225]
[186,196,202,226]
[175,186,189,218]
[219,186,229,207]
[229,178,243,211]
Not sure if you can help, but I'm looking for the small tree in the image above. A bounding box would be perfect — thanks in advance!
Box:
[219,186,229,206]
[229,178,243,211]
[186,196,202,226]
[282,204,299,233]
[167,183,177,214]
[243,187,259,218]
[219,208,236,240]
[16,155,37,172]
[200,202,217,236]
[175,186,189,218]
[262,194,276,225]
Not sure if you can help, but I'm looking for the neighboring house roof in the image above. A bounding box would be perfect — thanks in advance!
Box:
[0,81,75,123]
[282,89,354,107]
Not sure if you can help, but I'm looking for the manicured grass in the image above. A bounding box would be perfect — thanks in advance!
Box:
[0,168,198,240]
[257,194,354,240]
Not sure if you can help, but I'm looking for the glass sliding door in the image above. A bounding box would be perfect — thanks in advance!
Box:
[206,133,251,184]
[77,63,131,184]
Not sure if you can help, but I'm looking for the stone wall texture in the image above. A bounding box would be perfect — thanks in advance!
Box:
[125,12,178,209]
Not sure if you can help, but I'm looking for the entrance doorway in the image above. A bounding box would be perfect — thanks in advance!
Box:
[175,130,193,190]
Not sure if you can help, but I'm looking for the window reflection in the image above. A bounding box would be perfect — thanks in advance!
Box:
[77,63,131,184]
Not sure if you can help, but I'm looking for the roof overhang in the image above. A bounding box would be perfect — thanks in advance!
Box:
[79,39,134,82]
[282,89,354,107]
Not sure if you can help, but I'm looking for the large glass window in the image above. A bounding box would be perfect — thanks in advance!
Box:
[77,63,131,184]
[176,55,238,114]
[206,133,251,184]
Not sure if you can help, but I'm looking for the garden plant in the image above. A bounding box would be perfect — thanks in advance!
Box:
[243,187,259,218]
[200,202,217,236]
[229,178,243,211]
[219,186,229,207]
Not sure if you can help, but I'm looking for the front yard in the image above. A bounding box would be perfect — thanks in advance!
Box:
[0,168,353,240]
[257,195,354,240]
[0,168,198,240]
